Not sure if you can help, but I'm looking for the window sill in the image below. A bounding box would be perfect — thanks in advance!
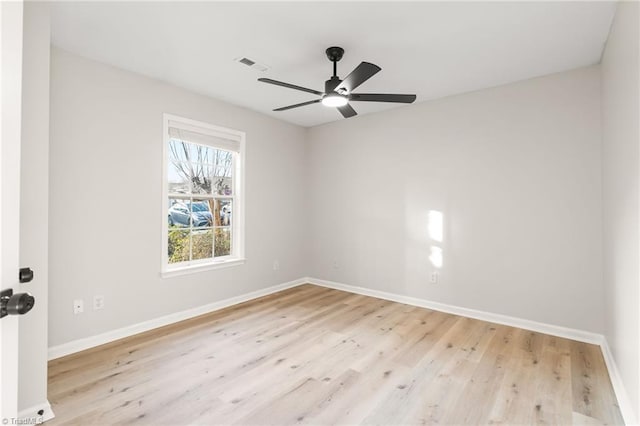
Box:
[161,258,245,278]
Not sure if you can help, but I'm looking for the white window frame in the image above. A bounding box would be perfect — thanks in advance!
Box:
[161,113,245,277]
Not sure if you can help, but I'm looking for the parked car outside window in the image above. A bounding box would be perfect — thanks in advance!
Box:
[168,201,213,228]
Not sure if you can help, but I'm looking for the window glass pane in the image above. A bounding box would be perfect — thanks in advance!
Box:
[168,198,191,228]
[169,141,215,195]
[168,229,190,263]
[212,149,233,195]
[189,199,214,229]
[168,162,191,194]
[215,227,231,257]
[212,176,233,196]
[191,164,213,194]
[192,229,213,260]
[194,144,214,165]
[214,199,232,227]
[168,139,189,162]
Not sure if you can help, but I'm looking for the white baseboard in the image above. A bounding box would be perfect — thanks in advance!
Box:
[600,339,638,425]
[18,400,54,423]
[47,277,307,360]
[306,276,636,425]
[306,277,603,344]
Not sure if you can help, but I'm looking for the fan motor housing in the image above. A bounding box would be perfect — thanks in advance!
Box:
[325,76,342,94]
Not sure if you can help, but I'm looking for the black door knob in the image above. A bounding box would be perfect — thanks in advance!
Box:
[0,289,35,318]
[7,293,35,315]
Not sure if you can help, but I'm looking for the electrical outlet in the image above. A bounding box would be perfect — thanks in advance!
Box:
[273,260,280,271]
[93,295,104,310]
[73,299,84,314]
[430,271,439,284]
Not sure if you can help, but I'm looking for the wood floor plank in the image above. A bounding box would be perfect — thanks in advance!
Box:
[407,321,497,424]
[441,326,522,425]
[487,332,551,425]
[47,284,624,425]
[570,340,624,425]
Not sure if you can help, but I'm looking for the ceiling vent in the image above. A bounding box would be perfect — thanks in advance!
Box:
[234,57,268,72]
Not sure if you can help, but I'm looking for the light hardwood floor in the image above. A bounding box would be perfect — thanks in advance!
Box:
[48,284,623,425]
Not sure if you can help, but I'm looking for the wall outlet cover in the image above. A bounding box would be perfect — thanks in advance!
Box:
[93,295,104,310]
[73,299,84,314]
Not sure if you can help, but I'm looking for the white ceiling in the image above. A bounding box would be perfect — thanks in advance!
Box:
[50,1,617,128]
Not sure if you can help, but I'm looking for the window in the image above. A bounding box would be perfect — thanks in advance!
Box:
[162,114,245,276]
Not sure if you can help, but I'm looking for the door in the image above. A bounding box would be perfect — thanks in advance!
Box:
[0,0,24,421]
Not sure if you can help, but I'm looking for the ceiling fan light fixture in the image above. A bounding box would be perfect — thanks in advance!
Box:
[321,93,348,107]
[258,46,416,119]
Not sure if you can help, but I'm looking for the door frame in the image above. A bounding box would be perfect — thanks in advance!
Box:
[0,0,24,421]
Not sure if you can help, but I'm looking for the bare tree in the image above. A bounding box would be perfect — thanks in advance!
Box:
[169,140,233,194]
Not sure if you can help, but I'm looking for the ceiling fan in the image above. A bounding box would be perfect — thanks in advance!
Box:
[258,46,417,119]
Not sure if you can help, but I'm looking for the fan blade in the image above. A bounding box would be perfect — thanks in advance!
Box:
[337,103,357,118]
[335,62,381,94]
[258,78,323,96]
[273,99,321,111]
[350,93,417,103]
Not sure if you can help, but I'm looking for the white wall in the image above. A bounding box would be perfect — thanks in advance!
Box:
[18,2,50,416]
[307,66,604,333]
[601,1,640,420]
[48,48,308,347]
